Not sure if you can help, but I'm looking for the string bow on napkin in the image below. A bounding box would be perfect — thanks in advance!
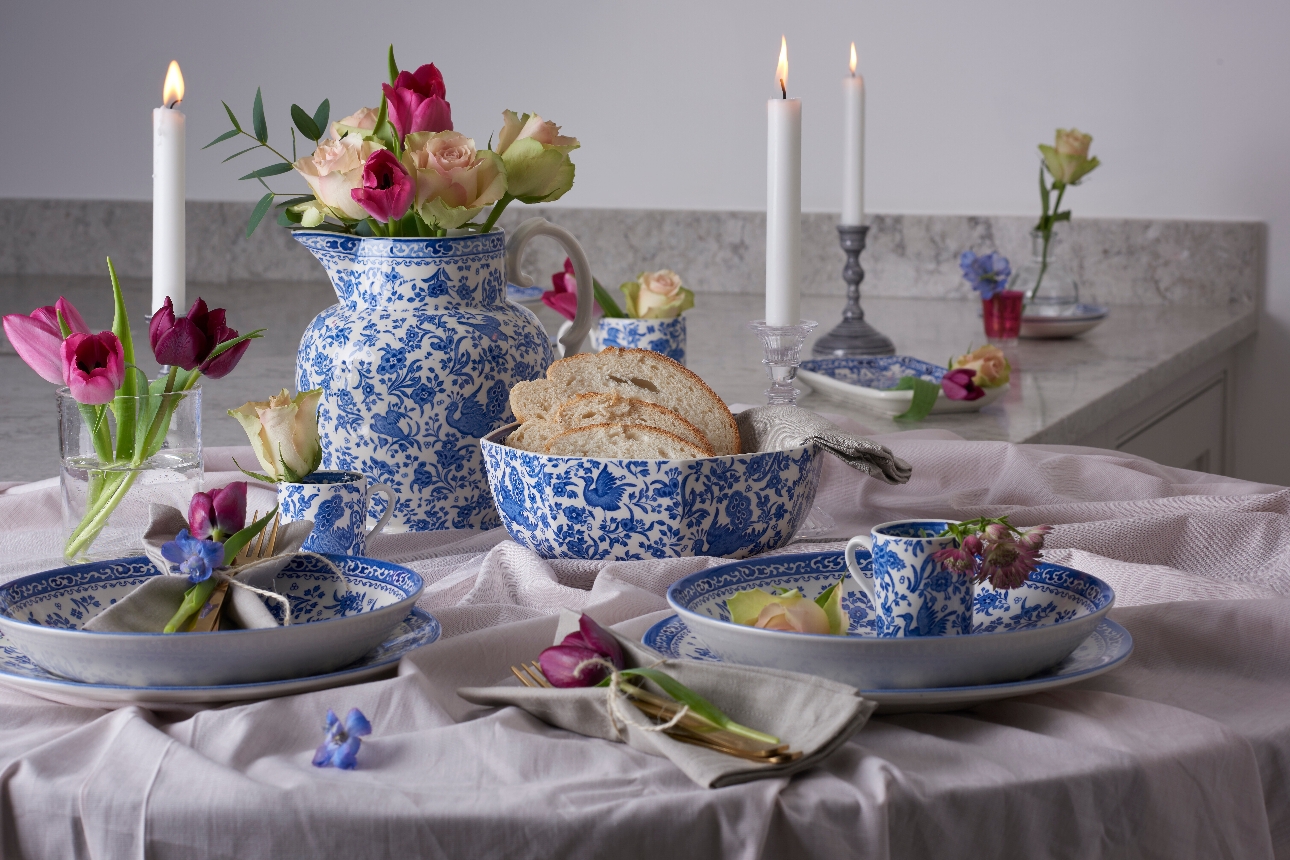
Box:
[737,405,912,484]
[458,610,875,788]
[84,504,320,633]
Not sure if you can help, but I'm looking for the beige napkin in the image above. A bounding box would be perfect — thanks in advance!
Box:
[84,505,317,633]
[737,405,913,484]
[458,610,875,788]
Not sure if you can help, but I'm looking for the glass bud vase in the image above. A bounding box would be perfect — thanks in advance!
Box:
[982,290,1024,342]
[59,386,203,563]
[1012,229,1080,317]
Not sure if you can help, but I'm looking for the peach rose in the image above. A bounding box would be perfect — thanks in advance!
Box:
[494,110,579,203]
[949,344,1011,388]
[293,136,386,222]
[331,107,379,139]
[403,131,507,230]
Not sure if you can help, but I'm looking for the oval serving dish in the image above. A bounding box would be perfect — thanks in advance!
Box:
[798,356,1007,416]
[481,422,823,561]
[0,554,425,687]
[666,550,1115,690]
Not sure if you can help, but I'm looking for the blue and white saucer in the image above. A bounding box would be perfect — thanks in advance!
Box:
[798,356,1007,416]
[644,613,1132,713]
[0,608,439,706]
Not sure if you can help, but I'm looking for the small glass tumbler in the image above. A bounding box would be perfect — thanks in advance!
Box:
[982,291,1024,342]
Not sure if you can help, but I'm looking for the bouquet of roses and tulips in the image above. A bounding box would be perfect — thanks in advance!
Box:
[207,45,579,239]
[1,260,263,560]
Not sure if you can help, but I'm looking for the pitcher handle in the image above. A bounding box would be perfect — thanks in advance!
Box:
[505,217,595,358]
[367,483,396,538]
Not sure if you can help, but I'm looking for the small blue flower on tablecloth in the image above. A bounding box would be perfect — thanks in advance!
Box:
[313,708,372,770]
[160,529,224,583]
[959,251,1012,300]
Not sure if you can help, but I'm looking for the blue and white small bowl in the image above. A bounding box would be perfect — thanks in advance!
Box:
[0,554,426,687]
[481,423,822,560]
[666,551,1115,689]
[592,316,687,366]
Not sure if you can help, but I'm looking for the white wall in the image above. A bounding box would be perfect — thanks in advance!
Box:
[2,0,1288,482]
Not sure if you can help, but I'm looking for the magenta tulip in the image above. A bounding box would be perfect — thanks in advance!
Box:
[149,297,250,378]
[60,331,125,404]
[3,297,90,384]
[541,257,600,322]
[188,482,247,542]
[188,300,250,379]
[941,367,985,401]
[539,644,612,688]
[381,64,452,140]
[350,150,415,224]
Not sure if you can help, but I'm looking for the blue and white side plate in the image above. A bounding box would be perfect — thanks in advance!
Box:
[798,356,1008,416]
[666,551,1117,691]
[1020,304,1109,339]
[644,613,1132,713]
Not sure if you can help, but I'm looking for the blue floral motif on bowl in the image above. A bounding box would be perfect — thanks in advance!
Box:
[800,355,945,390]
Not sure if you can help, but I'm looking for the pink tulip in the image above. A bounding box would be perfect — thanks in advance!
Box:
[941,367,985,401]
[541,257,600,322]
[381,64,452,140]
[60,331,125,404]
[2,297,90,384]
[350,150,415,224]
[188,482,247,542]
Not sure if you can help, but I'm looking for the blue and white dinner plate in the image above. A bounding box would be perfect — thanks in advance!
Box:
[798,356,1008,416]
[644,613,1132,713]
[0,608,439,706]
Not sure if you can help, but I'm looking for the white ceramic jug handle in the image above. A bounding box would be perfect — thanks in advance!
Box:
[505,217,595,358]
[845,535,878,604]
[367,483,396,538]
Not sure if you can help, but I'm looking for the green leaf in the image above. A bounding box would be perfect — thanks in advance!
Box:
[815,577,847,635]
[232,457,277,485]
[1038,163,1050,222]
[222,506,278,566]
[107,257,138,460]
[290,104,320,141]
[221,144,262,164]
[618,667,780,745]
[277,209,299,227]
[222,101,243,132]
[893,376,941,422]
[202,128,241,149]
[371,94,398,154]
[592,278,627,318]
[202,328,267,366]
[252,87,268,143]
[312,99,330,137]
[388,44,399,86]
[246,192,275,237]
[275,195,315,209]
[164,579,219,633]
[238,162,294,180]
[1051,210,1072,223]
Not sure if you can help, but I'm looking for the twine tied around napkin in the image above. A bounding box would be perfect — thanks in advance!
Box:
[83,504,329,633]
[737,405,913,484]
[458,610,875,788]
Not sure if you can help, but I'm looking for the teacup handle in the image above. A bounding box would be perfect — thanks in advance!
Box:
[367,483,396,538]
[845,535,878,604]
[505,217,595,358]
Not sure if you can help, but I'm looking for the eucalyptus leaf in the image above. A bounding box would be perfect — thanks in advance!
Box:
[277,209,297,228]
[275,195,316,209]
[203,128,240,149]
[221,144,261,164]
[247,192,275,237]
[312,99,330,136]
[252,87,268,143]
[239,162,294,181]
[222,101,242,132]
[290,104,320,141]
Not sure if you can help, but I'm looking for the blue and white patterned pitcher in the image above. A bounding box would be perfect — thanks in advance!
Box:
[295,219,594,532]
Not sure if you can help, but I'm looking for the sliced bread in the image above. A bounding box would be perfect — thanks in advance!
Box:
[543,423,709,459]
[509,348,740,455]
[555,393,714,454]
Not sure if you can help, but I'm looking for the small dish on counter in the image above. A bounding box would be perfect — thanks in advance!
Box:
[1019,303,1108,339]
[798,356,1008,416]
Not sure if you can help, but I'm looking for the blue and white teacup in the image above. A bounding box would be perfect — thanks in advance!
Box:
[591,316,687,365]
[845,519,972,638]
[278,471,396,557]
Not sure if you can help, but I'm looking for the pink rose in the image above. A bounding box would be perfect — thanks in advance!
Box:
[402,131,506,230]
[60,331,125,405]
[382,64,452,140]
[350,149,414,224]
[293,136,386,221]
[331,107,378,139]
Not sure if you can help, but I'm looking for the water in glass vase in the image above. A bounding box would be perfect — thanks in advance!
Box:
[1013,229,1080,317]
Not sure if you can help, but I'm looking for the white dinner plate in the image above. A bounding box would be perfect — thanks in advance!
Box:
[0,609,439,706]
[798,356,1007,416]
[643,614,1133,713]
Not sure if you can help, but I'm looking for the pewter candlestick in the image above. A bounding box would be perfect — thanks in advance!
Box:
[812,225,895,357]
[750,320,817,405]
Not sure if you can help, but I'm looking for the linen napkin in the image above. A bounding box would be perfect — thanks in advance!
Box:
[84,505,318,633]
[458,609,875,788]
[737,405,912,484]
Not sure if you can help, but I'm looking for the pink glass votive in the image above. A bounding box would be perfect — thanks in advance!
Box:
[982,290,1024,341]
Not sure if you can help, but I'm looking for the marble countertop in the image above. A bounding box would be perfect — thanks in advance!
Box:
[0,274,1256,482]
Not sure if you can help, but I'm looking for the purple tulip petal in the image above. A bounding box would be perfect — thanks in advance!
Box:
[210,482,247,537]
[578,615,625,669]
[188,492,215,539]
[538,644,610,688]
[54,297,91,335]
[152,317,207,370]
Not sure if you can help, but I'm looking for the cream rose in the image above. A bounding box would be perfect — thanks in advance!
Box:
[1054,128,1092,157]
[403,131,507,230]
[949,344,1011,388]
[494,110,579,203]
[293,135,385,221]
[228,388,324,482]
[620,269,695,319]
[331,106,379,139]
[1039,127,1099,186]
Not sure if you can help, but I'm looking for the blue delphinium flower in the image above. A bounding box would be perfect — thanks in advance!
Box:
[959,251,1012,300]
[160,529,224,583]
[313,708,372,770]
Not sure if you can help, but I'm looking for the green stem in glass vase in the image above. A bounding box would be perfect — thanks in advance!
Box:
[1030,179,1067,303]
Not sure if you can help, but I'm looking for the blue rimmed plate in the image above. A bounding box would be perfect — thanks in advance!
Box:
[0,608,439,706]
[666,551,1116,691]
[798,356,1007,416]
[644,613,1132,713]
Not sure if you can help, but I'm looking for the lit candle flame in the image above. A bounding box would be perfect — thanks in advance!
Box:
[162,61,185,108]
[776,36,788,98]
[850,42,857,75]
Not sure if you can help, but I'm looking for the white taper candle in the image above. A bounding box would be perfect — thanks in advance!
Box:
[841,42,865,226]
[153,60,186,314]
[766,37,802,327]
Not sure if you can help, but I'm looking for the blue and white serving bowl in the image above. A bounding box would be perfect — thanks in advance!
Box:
[0,554,426,688]
[666,550,1115,690]
[481,423,822,561]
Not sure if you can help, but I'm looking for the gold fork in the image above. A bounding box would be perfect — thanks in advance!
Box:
[510,662,800,764]
[189,511,281,633]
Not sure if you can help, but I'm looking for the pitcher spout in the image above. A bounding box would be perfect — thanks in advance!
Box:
[294,232,361,305]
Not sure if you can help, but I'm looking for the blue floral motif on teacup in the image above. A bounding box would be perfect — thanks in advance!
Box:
[278,471,395,557]
[594,316,686,365]
[848,519,973,638]
[480,425,822,561]
[294,231,556,533]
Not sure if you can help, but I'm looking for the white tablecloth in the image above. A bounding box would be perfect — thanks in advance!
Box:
[1,418,1288,859]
